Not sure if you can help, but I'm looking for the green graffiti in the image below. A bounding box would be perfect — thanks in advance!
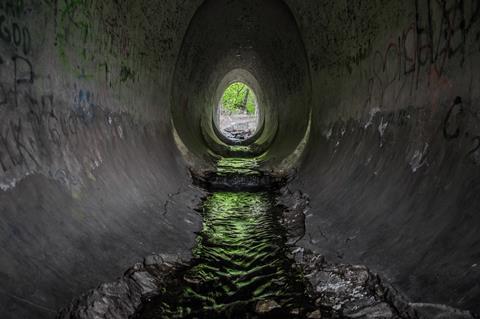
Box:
[55,0,93,76]
[120,64,136,83]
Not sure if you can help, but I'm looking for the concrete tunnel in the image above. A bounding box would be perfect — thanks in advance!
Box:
[0,0,480,318]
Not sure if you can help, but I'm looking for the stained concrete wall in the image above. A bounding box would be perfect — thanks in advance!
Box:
[2,1,480,318]
[0,1,203,318]
[287,0,480,313]
[171,0,312,167]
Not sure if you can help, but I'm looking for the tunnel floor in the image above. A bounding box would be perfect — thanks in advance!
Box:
[132,158,315,318]
[59,158,479,319]
[133,191,313,318]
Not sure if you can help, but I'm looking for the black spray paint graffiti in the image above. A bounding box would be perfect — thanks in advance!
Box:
[443,96,464,139]
[0,118,40,172]
[0,53,34,108]
[0,81,132,176]
[0,86,118,174]
[0,52,85,173]
[0,50,39,172]
[467,136,480,157]
[442,96,480,163]
[383,108,413,127]
[0,0,32,55]
[366,0,480,109]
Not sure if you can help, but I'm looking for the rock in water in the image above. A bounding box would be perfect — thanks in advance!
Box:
[255,300,281,314]
[307,309,322,318]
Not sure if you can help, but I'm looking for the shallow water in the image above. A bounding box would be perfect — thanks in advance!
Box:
[134,190,312,318]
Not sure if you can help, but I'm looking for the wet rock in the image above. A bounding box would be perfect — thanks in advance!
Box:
[277,188,310,245]
[306,258,399,318]
[183,274,202,285]
[143,254,164,267]
[307,309,322,318]
[255,300,281,314]
[290,308,302,315]
[410,303,478,319]
[57,279,140,319]
[130,271,159,295]
[298,250,479,319]
[143,253,182,267]
[57,260,177,319]
[343,302,393,318]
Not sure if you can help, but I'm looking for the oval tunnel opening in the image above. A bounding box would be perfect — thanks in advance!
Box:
[215,82,260,144]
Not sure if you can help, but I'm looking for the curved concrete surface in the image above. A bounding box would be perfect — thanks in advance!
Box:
[171,0,312,166]
[0,0,479,318]
[211,71,265,146]
[287,0,480,312]
[0,2,204,317]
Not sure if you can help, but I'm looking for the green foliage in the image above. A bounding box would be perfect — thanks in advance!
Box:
[221,82,257,115]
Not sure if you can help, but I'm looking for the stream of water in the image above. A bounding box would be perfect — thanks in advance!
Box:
[133,159,313,318]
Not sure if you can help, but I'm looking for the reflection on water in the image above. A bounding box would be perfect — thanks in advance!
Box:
[135,191,311,318]
[216,158,261,176]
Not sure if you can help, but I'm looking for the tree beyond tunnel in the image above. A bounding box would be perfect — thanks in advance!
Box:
[216,82,259,142]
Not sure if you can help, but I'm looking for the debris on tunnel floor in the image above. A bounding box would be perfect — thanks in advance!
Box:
[295,250,479,319]
[57,254,186,319]
[192,157,287,191]
[58,159,479,319]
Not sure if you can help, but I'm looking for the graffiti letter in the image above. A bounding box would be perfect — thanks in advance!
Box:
[0,15,11,43]
[443,97,464,140]
[13,55,33,108]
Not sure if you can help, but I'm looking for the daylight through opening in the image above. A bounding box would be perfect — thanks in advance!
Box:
[216,82,259,142]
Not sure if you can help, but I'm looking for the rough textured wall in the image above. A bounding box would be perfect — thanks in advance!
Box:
[171,0,311,169]
[286,0,480,313]
[2,1,480,318]
[0,1,203,318]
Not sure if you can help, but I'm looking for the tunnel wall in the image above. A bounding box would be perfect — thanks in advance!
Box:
[0,1,203,318]
[286,0,480,313]
[171,0,312,169]
[2,1,480,317]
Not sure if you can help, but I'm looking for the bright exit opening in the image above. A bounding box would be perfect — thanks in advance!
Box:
[216,82,259,142]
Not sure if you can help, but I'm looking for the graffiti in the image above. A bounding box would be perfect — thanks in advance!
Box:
[55,0,94,74]
[0,118,40,172]
[0,1,152,190]
[443,96,464,139]
[119,64,135,83]
[0,53,84,173]
[0,0,24,16]
[415,0,470,78]
[467,136,480,156]
[0,0,31,55]
[439,96,480,164]
[53,169,80,186]
[397,109,412,126]
[367,28,416,108]
[73,88,96,123]
[10,118,39,167]
[13,55,34,107]
[54,0,148,89]
[24,92,79,148]
[0,19,31,55]
[103,15,132,59]
[0,53,35,108]
[366,0,480,108]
